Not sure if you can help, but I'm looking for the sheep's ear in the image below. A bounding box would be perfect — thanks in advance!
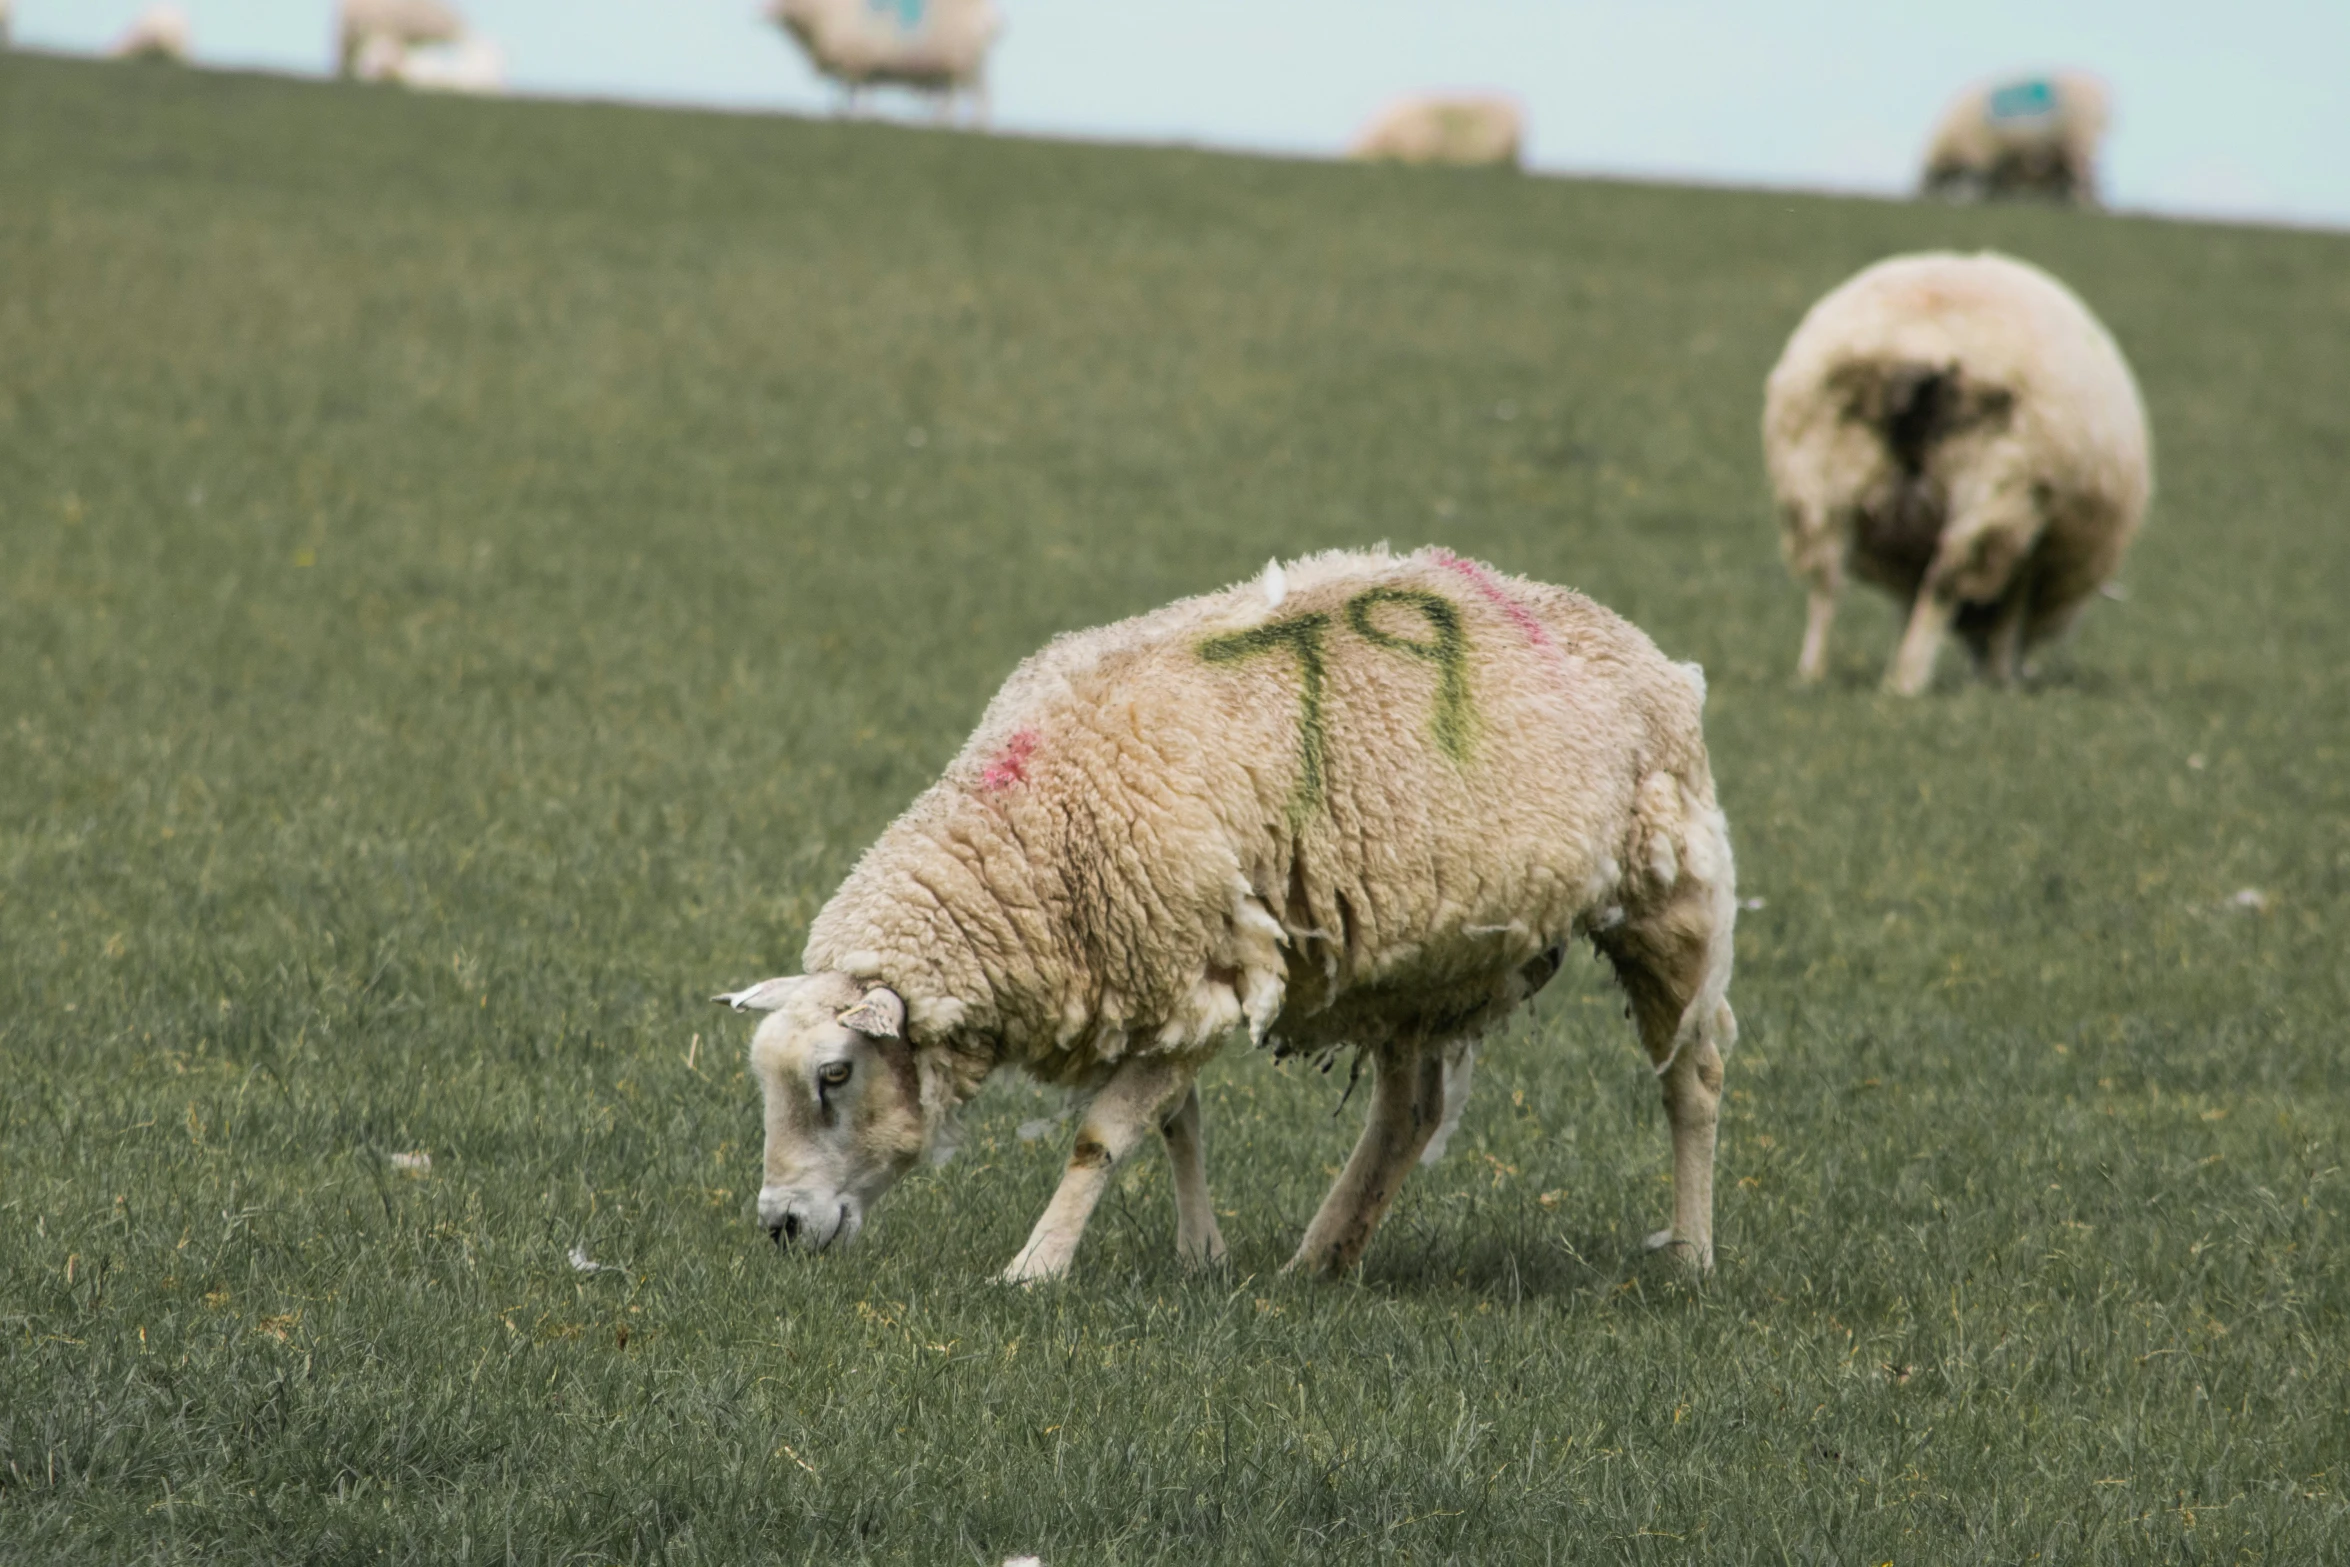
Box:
[712,976,803,1013]
[835,986,905,1039]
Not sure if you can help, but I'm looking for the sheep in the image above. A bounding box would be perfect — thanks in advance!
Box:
[108,4,191,63]
[1762,251,2152,695]
[715,546,1739,1283]
[764,0,1004,126]
[382,34,505,94]
[1921,73,2109,206]
[1350,94,1524,168]
[336,0,462,79]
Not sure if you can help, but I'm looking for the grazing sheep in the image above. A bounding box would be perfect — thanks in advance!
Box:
[716,547,1739,1283]
[108,4,191,62]
[336,0,462,79]
[764,0,1004,126]
[1350,94,1524,168]
[1763,251,2152,695]
[1921,73,2109,206]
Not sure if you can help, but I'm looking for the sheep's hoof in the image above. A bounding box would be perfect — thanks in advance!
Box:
[999,1255,1069,1288]
[1177,1238,1229,1271]
[1278,1249,1332,1279]
[1645,1229,1714,1276]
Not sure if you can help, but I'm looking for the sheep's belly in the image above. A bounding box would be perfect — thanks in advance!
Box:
[1269,929,1567,1058]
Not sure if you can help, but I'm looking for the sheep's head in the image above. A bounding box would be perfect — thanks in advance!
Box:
[716,972,923,1250]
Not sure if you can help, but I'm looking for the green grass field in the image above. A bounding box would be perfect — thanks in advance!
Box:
[4,53,2349,1564]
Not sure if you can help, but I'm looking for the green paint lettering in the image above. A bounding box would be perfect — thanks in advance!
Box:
[1345,587,1474,762]
[1199,613,1331,822]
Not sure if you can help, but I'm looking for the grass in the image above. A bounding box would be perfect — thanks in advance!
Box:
[3,51,2349,1564]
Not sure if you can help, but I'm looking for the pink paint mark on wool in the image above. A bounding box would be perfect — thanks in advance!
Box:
[1429,548,1556,654]
[980,728,1041,791]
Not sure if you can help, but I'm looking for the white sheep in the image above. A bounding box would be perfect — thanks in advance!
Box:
[336,0,462,79]
[1921,73,2109,206]
[1349,94,1524,168]
[716,547,1739,1282]
[108,4,191,62]
[1762,250,2152,695]
[384,34,505,94]
[764,0,1003,126]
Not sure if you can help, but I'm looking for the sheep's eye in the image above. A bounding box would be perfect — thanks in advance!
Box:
[817,1062,852,1089]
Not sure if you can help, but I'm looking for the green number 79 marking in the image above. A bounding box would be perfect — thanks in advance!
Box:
[1344,587,1474,762]
[1199,588,1477,822]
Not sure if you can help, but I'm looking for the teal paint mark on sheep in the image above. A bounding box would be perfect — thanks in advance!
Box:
[1199,613,1331,824]
[1987,79,2056,122]
[867,0,926,30]
[1345,587,1474,763]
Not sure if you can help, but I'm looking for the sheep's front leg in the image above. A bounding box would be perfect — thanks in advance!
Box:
[1886,587,1956,696]
[1286,1044,1446,1277]
[1004,1057,1190,1285]
[1159,1084,1226,1267]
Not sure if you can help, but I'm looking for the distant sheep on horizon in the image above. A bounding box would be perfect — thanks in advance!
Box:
[765,0,1003,126]
[1763,251,2152,695]
[1350,94,1524,168]
[336,0,461,79]
[108,4,191,63]
[1922,73,2109,206]
[356,32,505,94]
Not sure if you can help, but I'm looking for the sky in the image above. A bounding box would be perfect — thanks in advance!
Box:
[15,0,2349,228]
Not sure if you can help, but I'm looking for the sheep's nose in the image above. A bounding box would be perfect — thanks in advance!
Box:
[779,1213,801,1243]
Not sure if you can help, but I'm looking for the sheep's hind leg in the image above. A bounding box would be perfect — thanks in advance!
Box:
[1797,582,1839,684]
[1886,588,1956,696]
[1641,997,1732,1272]
[1604,896,1736,1274]
[1159,1084,1226,1267]
[1286,1043,1446,1277]
[1980,580,2033,688]
[1419,1039,1477,1166]
[1004,1056,1191,1285]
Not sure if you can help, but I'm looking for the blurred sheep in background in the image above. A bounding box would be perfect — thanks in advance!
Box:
[108,4,191,62]
[1762,251,2151,695]
[764,0,1005,126]
[1350,94,1524,169]
[363,32,506,93]
[340,0,504,95]
[337,0,458,77]
[1921,73,2109,206]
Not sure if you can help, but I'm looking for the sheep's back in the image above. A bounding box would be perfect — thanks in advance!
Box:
[1765,251,2150,519]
